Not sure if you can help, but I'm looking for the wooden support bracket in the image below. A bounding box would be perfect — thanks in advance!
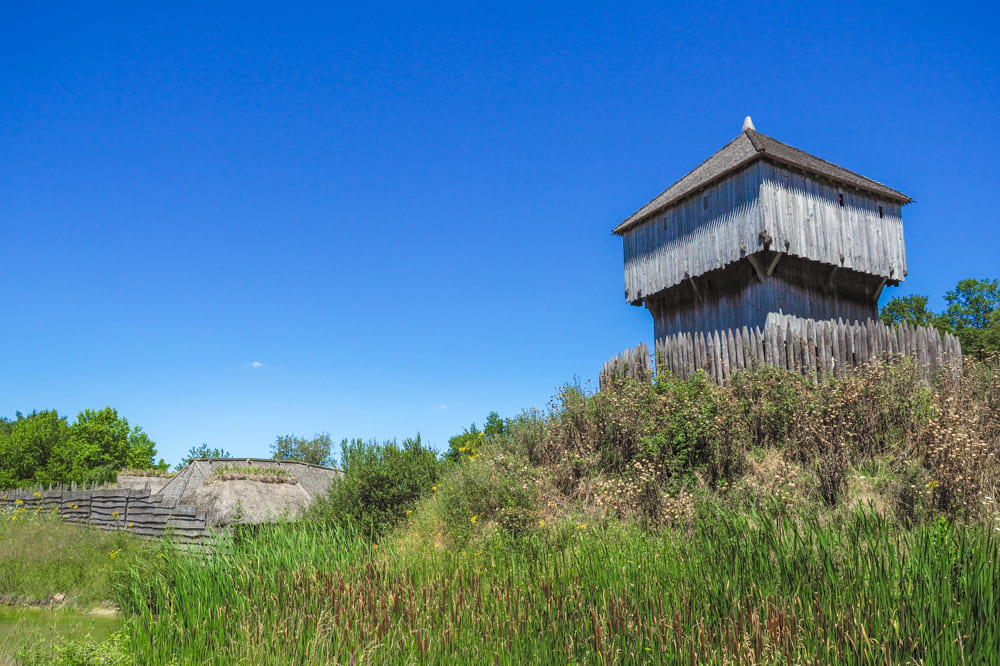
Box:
[766,252,784,276]
[687,275,703,304]
[746,255,766,283]
[873,277,888,303]
[824,266,840,294]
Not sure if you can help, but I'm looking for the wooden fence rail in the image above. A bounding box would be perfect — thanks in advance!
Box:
[601,316,962,389]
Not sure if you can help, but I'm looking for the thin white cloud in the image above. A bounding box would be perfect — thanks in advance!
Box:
[438,404,447,409]
[250,361,264,369]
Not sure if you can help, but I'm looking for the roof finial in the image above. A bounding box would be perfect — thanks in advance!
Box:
[743,116,755,132]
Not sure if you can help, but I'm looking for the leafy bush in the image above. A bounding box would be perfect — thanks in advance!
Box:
[433,447,538,545]
[16,630,131,666]
[445,411,507,461]
[728,363,806,450]
[308,436,440,539]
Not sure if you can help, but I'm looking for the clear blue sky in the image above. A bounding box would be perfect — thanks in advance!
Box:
[2,2,998,467]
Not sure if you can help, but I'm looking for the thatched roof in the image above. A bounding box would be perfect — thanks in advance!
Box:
[187,479,313,526]
[614,119,911,235]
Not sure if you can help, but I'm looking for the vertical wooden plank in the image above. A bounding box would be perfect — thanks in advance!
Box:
[788,324,800,375]
[720,329,731,383]
[695,331,706,373]
[711,330,724,384]
[705,331,716,382]
[842,322,853,368]
[780,323,791,370]
[735,326,746,372]
[726,328,738,377]
[919,326,931,379]
[750,326,762,368]
[823,321,835,376]
[850,324,861,366]
[859,323,870,365]
[667,334,677,378]
[864,320,875,364]
[677,333,694,377]
[805,319,817,380]
[770,323,782,368]
[684,332,695,378]
[743,325,753,369]
[817,321,829,377]
[676,335,685,377]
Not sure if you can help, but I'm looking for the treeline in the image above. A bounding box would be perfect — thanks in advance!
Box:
[0,407,163,489]
[881,278,1000,353]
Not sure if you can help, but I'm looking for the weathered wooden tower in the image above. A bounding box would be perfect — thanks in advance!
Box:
[614,117,910,341]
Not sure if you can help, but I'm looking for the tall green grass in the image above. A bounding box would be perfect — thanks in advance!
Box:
[118,508,999,665]
[0,506,154,610]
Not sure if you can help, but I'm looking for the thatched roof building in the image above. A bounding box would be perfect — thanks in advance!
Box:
[158,458,342,526]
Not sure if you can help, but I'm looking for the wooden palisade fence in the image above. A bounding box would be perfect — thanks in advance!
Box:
[0,484,210,543]
[601,317,961,389]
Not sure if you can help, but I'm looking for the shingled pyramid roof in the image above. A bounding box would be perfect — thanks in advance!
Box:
[613,120,911,235]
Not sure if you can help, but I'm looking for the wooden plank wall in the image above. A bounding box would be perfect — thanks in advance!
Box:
[651,277,879,339]
[601,318,961,388]
[620,161,906,302]
[0,485,210,543]
[622,163,763,302]
[758,164,906,282]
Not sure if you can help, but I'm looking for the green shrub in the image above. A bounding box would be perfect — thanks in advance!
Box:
[15,629,131,666]
[728,363,806,450]
[445,412,508,462]
[308,436,440,539]
[433,447,538,545]
[649,371,747,486]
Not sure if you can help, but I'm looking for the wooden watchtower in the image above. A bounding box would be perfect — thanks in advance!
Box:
[614,118,910,342]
